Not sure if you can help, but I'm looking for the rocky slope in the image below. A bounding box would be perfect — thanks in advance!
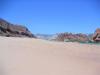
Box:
[55,33,89,42]
[92,28,100,42]
[0,18,36,38]
[0,18,99,43]
[54,28,100,43]
[35,30,100,43]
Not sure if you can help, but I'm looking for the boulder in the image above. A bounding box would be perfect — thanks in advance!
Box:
[93,28,100,42]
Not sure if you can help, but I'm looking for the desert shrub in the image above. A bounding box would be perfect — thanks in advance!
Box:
[64,38,100,45]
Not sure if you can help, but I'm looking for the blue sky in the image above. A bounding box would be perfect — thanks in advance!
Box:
[0,0,100,34]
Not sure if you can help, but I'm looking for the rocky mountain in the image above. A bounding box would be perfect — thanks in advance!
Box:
[35,30,100,43]
[0,18,99,43]
[55,33,89,42]
[93,28,100,42]
[0,18,36,38]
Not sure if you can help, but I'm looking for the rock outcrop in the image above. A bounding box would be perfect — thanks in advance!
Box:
[55,33,89,42]
[93,28,100,42]
[0,18,36,38]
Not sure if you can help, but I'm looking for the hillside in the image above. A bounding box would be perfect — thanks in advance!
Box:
[0,18,35,38]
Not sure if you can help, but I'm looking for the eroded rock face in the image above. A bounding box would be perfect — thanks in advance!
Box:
[55,33,89,42]
[93,28,100,42]
[0,18,36,38]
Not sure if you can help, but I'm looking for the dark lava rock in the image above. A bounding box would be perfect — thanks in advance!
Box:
[93,28,100,42]
[0,18,36,38]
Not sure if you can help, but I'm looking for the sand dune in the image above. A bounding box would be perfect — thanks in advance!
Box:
[0,37,100,75]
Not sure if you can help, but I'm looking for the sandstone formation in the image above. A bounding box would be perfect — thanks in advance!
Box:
[93,28,100,42]
[0,18,36,38]
[56,33,89,42]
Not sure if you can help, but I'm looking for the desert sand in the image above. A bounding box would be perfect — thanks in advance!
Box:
[0,37,100,75]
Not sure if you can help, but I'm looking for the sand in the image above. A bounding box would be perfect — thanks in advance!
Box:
[0,37,100,75]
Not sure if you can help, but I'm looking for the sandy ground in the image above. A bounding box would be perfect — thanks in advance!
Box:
[0,37,100,75]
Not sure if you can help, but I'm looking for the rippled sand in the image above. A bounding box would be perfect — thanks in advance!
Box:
[0,37,100,75]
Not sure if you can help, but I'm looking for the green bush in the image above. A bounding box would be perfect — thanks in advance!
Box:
[64,38,100,45]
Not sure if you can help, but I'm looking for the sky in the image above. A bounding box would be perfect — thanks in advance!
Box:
[0,0,100,34]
